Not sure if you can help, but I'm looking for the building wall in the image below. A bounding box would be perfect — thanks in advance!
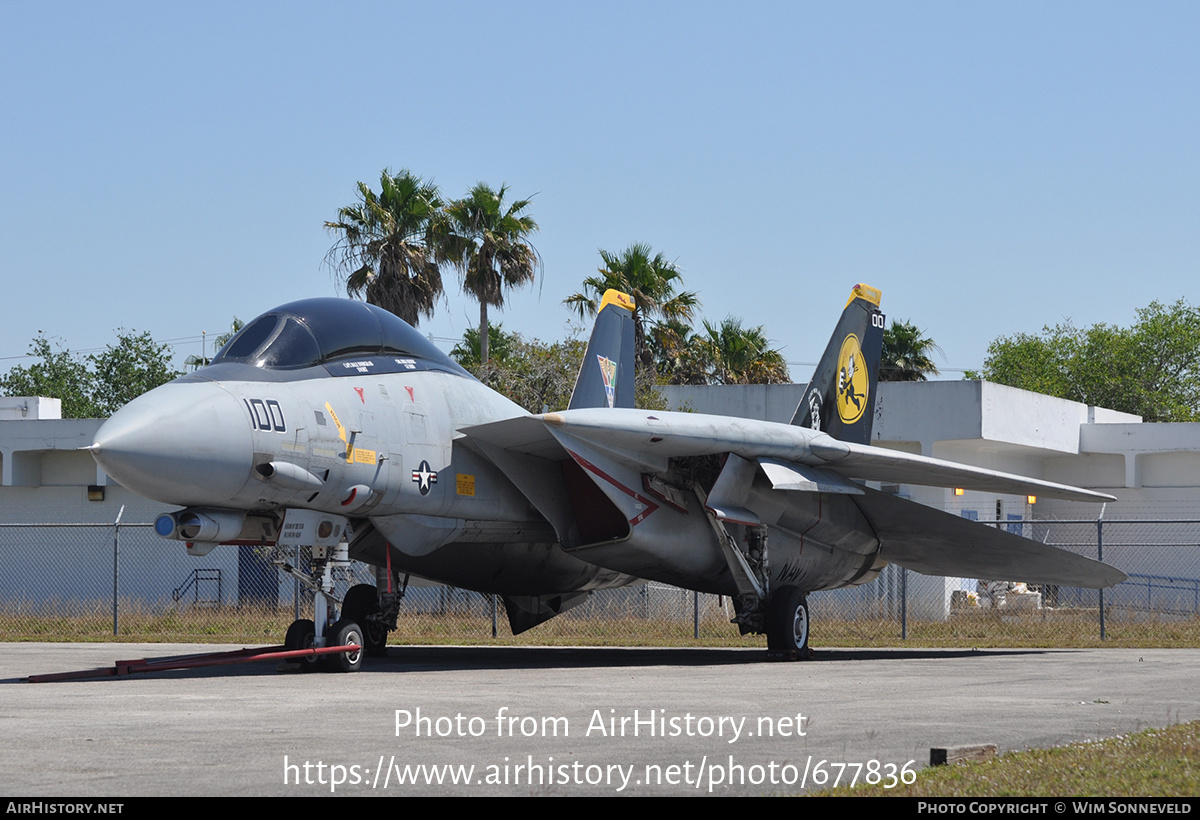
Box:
[0,413,247,605]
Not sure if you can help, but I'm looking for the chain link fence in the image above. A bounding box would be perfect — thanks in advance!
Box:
[1,518,1197,648]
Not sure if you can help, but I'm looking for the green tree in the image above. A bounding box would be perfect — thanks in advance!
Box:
[324,168,448,326]
[968,299,1200,422]
[88,330,181,417]
[445,183,540,364]
[0,330,181,418]
[563,243,699,374]
[450,323,519,371]
[476,335,587,413]
[697,316,791,385]
[649,318,709,385]
[0,334,97,418]
[880,319,943,382]
[455,329,666,414]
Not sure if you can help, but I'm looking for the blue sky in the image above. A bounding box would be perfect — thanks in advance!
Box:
[2,1,1197,382]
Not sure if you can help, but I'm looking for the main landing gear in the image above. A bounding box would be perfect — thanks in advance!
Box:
[766,586,811,659]
[699,490,813,661]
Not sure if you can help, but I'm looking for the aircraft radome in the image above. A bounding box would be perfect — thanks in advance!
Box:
[88,285,1125,671]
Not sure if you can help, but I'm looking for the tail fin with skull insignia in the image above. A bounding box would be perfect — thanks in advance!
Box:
[790,284,884,445]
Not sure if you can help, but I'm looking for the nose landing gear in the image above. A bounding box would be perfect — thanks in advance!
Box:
[283,618,320,671]
[322,619,365,673]
[273,531,365,673]
[342,582,398,657]
[271,511,407,672]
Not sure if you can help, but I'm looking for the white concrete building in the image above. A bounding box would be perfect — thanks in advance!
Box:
[0,400,244,607]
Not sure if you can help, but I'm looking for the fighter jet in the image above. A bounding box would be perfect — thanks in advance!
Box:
[88,285,1124,671]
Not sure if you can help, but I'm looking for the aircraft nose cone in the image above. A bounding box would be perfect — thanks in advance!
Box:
[91,381,253,506]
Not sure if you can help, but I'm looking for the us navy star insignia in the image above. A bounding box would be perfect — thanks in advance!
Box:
[411,460,438,495]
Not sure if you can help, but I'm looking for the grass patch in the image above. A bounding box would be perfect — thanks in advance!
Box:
[0,601,755,645]
[0,600,1196,648]
[815,612,1200,649]
[393,611,757,647]
[815,721,1200,797]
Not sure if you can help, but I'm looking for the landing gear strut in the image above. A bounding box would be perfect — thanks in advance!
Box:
[698,483,814,661]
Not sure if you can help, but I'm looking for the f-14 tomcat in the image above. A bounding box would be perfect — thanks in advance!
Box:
[89,285,1124,671]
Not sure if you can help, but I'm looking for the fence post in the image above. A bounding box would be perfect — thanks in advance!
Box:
[491,594,498,638]
[112,505,125,636]
[693,590,699,639]
[1097,517,1106,641]
[293,544,301,622]
[901,566,908,641]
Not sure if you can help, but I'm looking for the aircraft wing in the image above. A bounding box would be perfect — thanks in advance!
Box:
[812,438,1118,503]
[462,407,1116,503]
[462,408,1124,588]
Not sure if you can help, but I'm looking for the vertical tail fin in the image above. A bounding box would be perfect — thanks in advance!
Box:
[790,284,885,444]
[568,289,637,410]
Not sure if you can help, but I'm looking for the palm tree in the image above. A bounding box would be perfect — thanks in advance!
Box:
[698,316,791,385]
[324,169,447,326]
[880,319,943,381]
[445,183,540,364]
[563,243,699,372]
[649,318,708,385]
[185,317,244,371]
[449,323,518,371]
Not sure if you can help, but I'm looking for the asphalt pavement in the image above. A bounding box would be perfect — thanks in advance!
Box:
[3,643,1198,796]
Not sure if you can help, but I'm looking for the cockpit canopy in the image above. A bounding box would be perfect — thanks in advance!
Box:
[211,298,468,375]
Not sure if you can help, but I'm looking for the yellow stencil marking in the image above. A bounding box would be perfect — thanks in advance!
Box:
[324,402,376,464]
[325,402,353,463]
[456,474,476,496]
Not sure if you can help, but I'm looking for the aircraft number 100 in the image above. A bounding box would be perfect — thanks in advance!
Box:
[245,398,286,432]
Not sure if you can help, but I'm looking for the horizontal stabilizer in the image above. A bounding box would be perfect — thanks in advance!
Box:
[856,487,1126,588]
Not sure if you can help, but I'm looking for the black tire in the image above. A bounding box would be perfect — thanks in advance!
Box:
[284,618,319,671]
[323,618,364,673]
[766,586,811,657]
[343,583,389,656]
